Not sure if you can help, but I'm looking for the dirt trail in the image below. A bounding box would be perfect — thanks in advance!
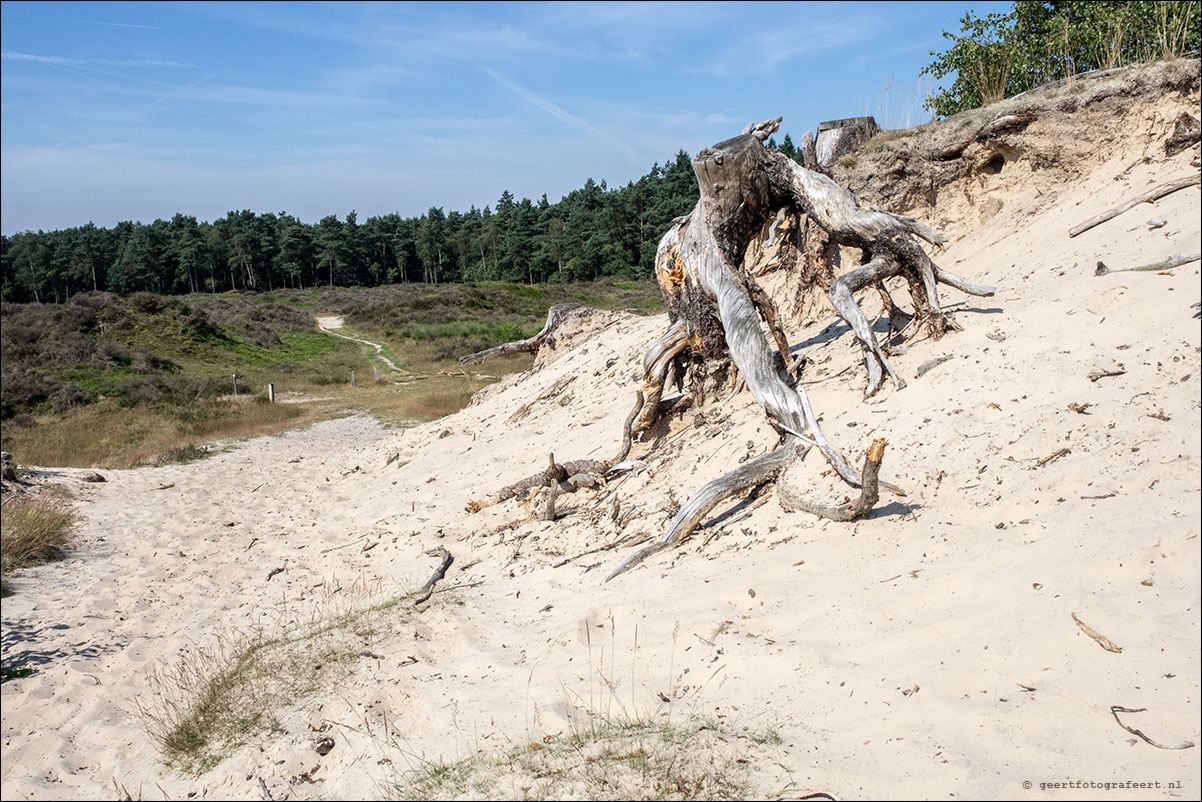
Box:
[315,315,407,373]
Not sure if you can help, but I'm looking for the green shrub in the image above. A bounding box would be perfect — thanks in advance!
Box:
[922,1,1201,116]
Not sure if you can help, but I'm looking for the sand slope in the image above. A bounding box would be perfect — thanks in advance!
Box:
[3,70,1199,800]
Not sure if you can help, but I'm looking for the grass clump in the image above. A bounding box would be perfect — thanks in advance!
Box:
[0,491,78,586]
[389,713,771,800]
[137,581,435,775]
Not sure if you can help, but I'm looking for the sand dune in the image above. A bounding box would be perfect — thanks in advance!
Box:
[2,65,1199,800]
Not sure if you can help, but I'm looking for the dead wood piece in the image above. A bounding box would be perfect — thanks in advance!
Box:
[1087,366,1126,382]
[459,303,583,363]
[1071,612,1122,653]
[266,566,285,581]
[928,112,1036,161]
[779,439,886,521]
[630,320,690,438]
[978,111,1036,138]
[1165,112,1201,156]
[1069,175,1200,238]
[916,354,953,378]
[544,453,561,521]
[1095,252,1201,276]
[413,547,454,606]
[1110,706,1195,750]
[1037,447,1071,467]
[607,443,797,580]
[152,483,175,491]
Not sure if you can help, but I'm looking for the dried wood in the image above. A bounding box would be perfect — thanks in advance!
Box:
[1068,175,1200,238]
[1071,612,1122,653]
[916,354,953,378]
[1095,252,1200,275]
[607,443,798,580]
[543,453,561,521]
[413,547,454,606]
[779,439,886,521]
[459,303,583,363]
[1110,706,1196,750]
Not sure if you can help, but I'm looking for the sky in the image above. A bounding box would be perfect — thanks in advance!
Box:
[0,0,1010,235]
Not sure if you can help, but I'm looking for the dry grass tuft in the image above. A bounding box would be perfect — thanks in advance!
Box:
[387,713,773,800]
[1,490,78,586]
[136,578,437,774]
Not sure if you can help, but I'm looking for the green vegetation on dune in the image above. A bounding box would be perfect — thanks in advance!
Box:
[0,281,662,468]
[923,1,1199,116]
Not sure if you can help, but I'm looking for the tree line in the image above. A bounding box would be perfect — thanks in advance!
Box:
[1,149,714,303]
[923,0,1200,116]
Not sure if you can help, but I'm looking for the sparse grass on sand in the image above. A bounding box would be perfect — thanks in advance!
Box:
[0,489,78,596]
[136,580,447,775]
[386,713,775,801]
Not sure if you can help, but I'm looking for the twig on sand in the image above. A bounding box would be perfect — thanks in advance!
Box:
[553,533,651,568]
[916,354,953,378]
[320,536,367,554]
[1037,448,1071,467]
[1110,706,1195,750]
[413,547,454,606]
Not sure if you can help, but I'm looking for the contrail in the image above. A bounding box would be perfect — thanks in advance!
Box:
[55,71,220,148]
[483,68,641,163]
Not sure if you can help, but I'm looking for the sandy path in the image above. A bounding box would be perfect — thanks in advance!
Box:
[315,315,406,373]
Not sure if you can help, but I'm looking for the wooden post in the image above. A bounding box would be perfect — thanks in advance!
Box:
[268,383,275,403]
[351,370,356,387]
[374,366,380,383]
[232,373,238,396]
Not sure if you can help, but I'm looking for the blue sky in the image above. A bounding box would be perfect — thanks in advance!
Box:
[0,1,1009,235]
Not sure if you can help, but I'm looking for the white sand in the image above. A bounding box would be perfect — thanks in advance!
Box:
[3,81,1199,800]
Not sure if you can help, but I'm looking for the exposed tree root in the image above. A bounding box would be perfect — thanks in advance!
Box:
[779,439,886,521]
[463,118,992,580]
[459,302,584,364]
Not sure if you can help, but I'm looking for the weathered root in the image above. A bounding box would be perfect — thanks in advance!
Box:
[459,303,583,364]
[413,547,454,606]
[779,438,886,521]
[631,320,691,437]
[761,152,995,395]
[466,456,608,513]
[606,442,798,581]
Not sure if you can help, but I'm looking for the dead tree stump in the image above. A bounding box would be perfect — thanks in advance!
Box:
[465,118,995,579]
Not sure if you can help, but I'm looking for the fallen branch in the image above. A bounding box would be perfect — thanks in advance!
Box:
[1068,175,1200,238]
[413,547,454,606]
[1110,706,1195,750]
[320,536,368,554]
[1095,252,1200,275]
[1087,366,1126,382]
